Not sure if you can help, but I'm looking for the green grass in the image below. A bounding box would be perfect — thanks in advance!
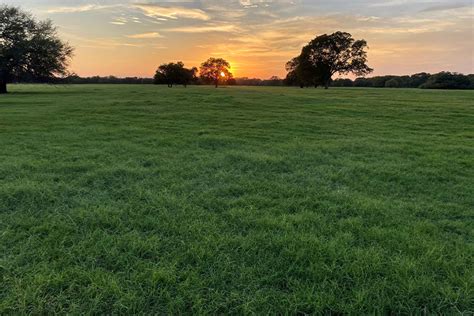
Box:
[0,84,473,314]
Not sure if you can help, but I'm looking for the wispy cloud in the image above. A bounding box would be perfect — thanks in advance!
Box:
[421,2,471,12]
[110,17,128,25]
[165,24,240,33]
[45,4,117,14]
[133,4,210,20]
[126,32,163,39]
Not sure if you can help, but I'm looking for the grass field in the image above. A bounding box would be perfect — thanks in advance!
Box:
[0,84,473,314]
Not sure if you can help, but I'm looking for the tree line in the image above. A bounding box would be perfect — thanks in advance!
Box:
[232,72,474,90]
[55,73,474,90]
[1,5,473,93]
[332,72,474,89]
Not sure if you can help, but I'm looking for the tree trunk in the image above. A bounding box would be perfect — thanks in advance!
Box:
[0,81,7,94]
[324,80,330,89]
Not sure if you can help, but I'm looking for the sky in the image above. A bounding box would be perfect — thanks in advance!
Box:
[3,0,473,78]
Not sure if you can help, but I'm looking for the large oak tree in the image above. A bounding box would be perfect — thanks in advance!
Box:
[0,6,73,94]
[154,62,197,87]
[199,58,232,88]
[286,32,373,89]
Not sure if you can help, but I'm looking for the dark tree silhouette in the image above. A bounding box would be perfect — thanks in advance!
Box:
[154,62,197,87]
[287,32,373,89]
[285,56,319,88]
[183,67,198,87]
[199,58,232,88]
[421,72,471,89]
[410,73,431,88]
[0,6,73,94]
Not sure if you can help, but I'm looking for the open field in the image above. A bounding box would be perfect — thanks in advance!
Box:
[0,85,473,313]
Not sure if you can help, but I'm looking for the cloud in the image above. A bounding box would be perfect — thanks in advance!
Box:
[110,17,128,25]
[238,0,296,8]
[126,32,164,39]
[369,0,414,8]
[165,24,240,33]
[133,4,210,20]
[421,2,471,12]
[45,4,116,14]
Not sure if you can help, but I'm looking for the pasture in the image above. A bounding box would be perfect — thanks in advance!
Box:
[0,85,473,313]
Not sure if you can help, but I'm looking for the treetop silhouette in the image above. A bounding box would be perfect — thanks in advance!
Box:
[286,32,373,89]
[199,58,233,88]
[0,5,73,94]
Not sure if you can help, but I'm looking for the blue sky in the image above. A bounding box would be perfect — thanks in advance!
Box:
[4,0,473,78]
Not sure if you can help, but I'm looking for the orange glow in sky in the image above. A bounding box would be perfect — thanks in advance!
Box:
[12,0,473,79]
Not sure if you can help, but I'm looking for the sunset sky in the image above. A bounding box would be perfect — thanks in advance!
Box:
[4,0,473,78]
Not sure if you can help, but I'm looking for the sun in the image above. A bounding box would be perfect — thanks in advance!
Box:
[220,71,226,77]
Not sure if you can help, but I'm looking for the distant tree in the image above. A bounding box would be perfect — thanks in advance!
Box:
[227,78,237,86]
[410,72,431,88]
[287,32,373,89]
[266,76,283,86]
[0,6,73,94]
[353,77,372,87]
[421,72,471,89]
[468,74,474,89]
[336,73,472,89]
[154,62,197,87]
[235,77,263,86]
[199,58,232,88]
[369,76,395,88]
[385,78,400,88]
[332,78,353,87]
[60,75,153,84]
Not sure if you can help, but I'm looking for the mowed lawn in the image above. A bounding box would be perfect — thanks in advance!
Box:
[0,85,473,314]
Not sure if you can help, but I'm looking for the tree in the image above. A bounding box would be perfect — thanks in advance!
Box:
[421,72,471,89]
[0,6,73,94]
[353,77,372,87]
[370,76,396,88]
[154,62,197,87]
[199,58,232,88]
[285,56,318,88]
[468,74,474,89]
[183,67,198,87]
[410,72,431,88]
[332,78,353,87]
[267,76,283,86]
[287,32,373,89]
[385,78,400,88]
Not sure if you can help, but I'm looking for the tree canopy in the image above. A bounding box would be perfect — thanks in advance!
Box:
[286,32,373,89]
[154,62,197,87]
[0,5,73,93]
[199,58,232,88]
[420,72,472,90]
[332,72,473,89]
